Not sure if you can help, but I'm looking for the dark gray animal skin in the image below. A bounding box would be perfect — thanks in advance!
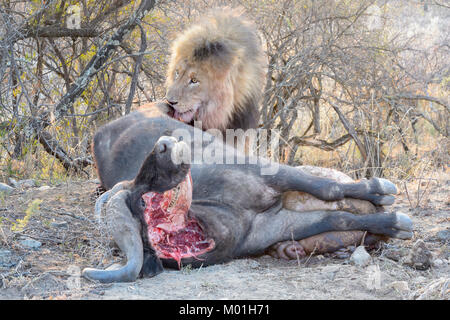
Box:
[82,112,413,283]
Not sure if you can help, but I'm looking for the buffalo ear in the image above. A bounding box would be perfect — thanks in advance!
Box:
[133,149,158,187]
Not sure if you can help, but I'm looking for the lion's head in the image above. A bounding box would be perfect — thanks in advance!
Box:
[164,9,267,132]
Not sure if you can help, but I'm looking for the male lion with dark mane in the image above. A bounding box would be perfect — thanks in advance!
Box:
[157,9,266,132]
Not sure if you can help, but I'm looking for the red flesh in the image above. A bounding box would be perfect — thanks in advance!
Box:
[142,171,214,266]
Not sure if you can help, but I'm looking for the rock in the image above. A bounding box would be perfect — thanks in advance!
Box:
[403,239,432,270]
[0,183,14,193]
[4,179,36,189]
[436,229,450,243]
[350,246,371,267]
[333,249,351,259]
[19,239,42,250]
[414,276,427,284]
[432,259,444,268]
[321,265,340,280]
[383,247,408,262]
[0,249,11,263]
[17,179,36,188]
[0,249,17,268]
[333,245,357,259]
[37,186,51,191]
[8,178,18,188]
[89,289,105,296]
[50,221,68,228]
[390,281,410,293]
[0,249,10,257]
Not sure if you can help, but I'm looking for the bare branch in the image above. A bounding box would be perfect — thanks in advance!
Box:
[51,0,157,121]
[329,101,368,161]
[38,130,92,174]
[125,23,147,114]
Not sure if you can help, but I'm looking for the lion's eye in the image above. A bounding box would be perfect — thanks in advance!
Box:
[190,77,198,84]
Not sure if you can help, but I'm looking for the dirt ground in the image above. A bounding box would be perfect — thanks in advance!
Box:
[0,171,449,300]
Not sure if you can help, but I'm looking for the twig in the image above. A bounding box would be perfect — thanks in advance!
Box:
[403,181,413,209]
[290,231,301,267]
[328,100,368,161]
[51,209,87,221]
[360,231,367,246]
[304,243,318,267]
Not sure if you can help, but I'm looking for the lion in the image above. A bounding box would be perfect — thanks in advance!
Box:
[158,9,267,132]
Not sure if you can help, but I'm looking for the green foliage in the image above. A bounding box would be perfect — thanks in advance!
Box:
[181,264,193,275]
[11,199,43,232]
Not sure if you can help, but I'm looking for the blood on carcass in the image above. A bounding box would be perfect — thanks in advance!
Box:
[142,170,214,266]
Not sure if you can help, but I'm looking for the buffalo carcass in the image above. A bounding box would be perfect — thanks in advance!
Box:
[82,114,412,283]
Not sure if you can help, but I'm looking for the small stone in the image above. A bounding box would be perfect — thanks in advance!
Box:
[0,249,17,268]
[350,246,371,267]
[383,247,408,262]
[415,276,427,283]
[432,259,444,267]
[390,281,410,293]
[19,239,42,250]
[321,265,340,280]
[17,179,36,188]
[403,239,432,270]
[436,229,450,242]
[37,186,51,191]
[89,289,105,296]
[333,248,351,259]
[8,178,18,188]
[0,183,14,193]
[0,249,11,262]
[50,221,68,228]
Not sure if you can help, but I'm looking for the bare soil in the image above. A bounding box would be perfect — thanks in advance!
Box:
[0,171,449,300]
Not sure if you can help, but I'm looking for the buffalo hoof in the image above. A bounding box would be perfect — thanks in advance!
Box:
[268,241,306,260]
[267,231,388,260]
[392,212,414,239]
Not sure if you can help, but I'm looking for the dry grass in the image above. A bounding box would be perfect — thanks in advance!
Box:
[0,180,118,299]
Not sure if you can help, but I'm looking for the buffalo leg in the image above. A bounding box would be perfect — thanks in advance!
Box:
[272,166,385,260]
[238,209,412,257]
[267,166,397,206]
